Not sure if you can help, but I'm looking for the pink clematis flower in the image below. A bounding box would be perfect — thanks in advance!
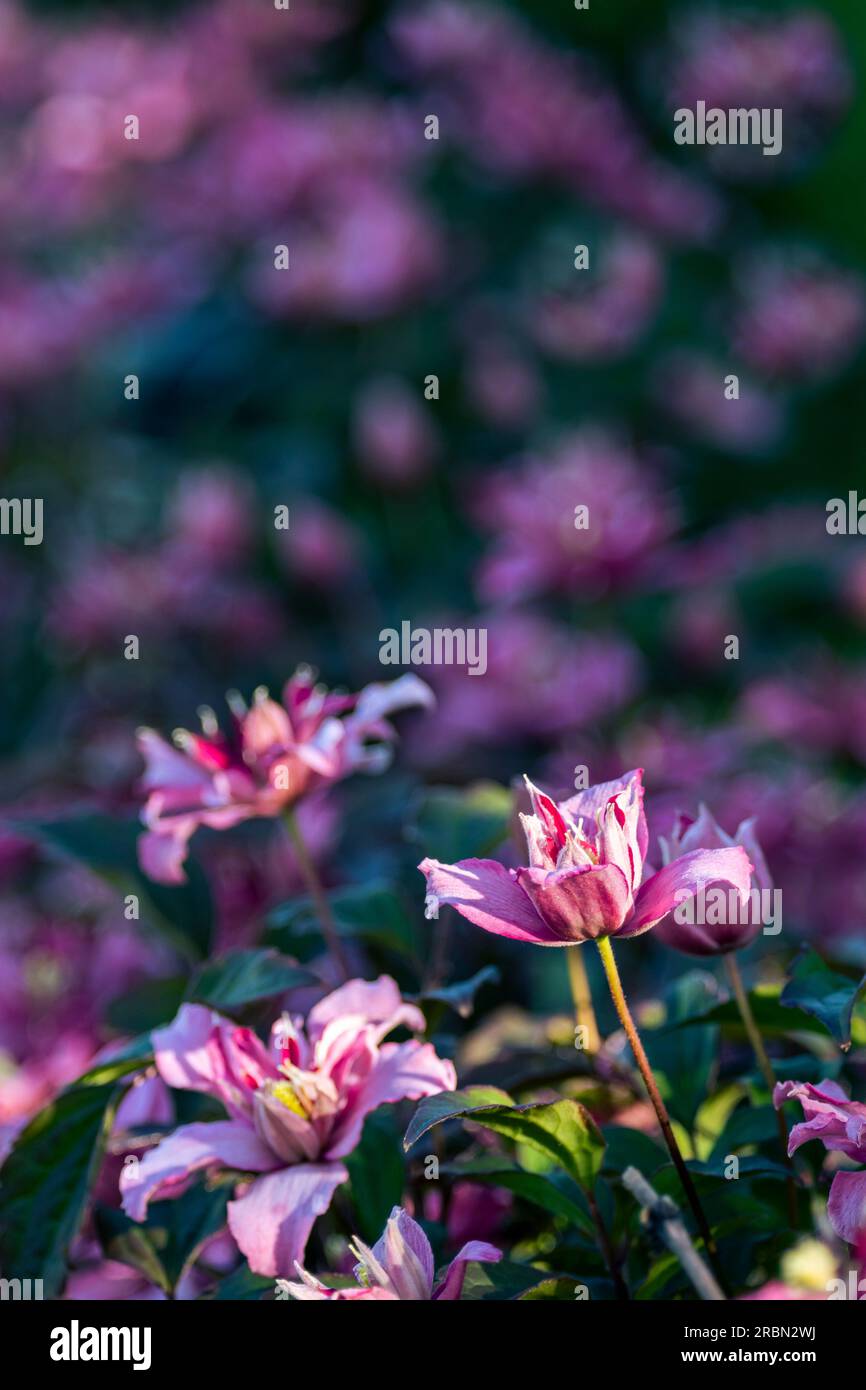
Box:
[283,1204,501,1300]
[774,1079,866,1244]
[652,805,773,956]
[420,770,753,947]
[137,669,433,883]
[120,977,456,1277]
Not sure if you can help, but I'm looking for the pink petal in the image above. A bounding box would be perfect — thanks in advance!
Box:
[372,1207,435,1299]
[154,1003,278,1120]
[827,1171,866,1245]
[137,827,192,885]
[137,729,213,790]
[562,769,648,860]
[628,845,753,937]
[419,857,561,944]
[326,1040,457,1160]
[434,1241,503,1300]
[352,674,435,724]
[516,863,631,942]
[227,1162,348,1277]
[307,975,425,1044]
[120,1121,278,1222]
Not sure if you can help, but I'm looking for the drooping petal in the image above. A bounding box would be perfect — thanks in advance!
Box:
[137,826,195,885]
[827,1171,866,1245]
[120,1121,278,1222]
[153,1003,278,1120]
[774,1079,866,1161]
[515,863,631,942]
[419,857,561,944]
[352,673,436,725]
[434,1241,503,1300]
[307,975,425,1045]
[627,845,753,937]
[326,1039,457,1159]
[371,1207,435,1300]
[137,729,214,790]
[227,1161,348,1278]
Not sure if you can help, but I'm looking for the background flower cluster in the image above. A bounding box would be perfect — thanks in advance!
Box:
[1,0,865,1302]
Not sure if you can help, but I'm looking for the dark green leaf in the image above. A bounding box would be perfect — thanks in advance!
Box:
[344,1108,405,1243]
[409,782,512,862]
[0,1056,144,1297]
[412,966,500,1019]
[403,1086,513,1150]
[189,949,318,1011]
[780,948,866,1049]
[96,1184,229,1294]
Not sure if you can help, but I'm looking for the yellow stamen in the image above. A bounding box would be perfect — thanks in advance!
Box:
[270,1080,307,1118]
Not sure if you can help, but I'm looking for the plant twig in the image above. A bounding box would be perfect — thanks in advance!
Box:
[283,808,351,979]
[622,1166,725,1301]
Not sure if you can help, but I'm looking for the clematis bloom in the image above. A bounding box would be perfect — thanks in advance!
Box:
[775,1079,866,1244]
[120,977,456,1277]
[420,770,752,947]
[283,1204,501,1300]
[137,669,433,883]
[653,804,773,956]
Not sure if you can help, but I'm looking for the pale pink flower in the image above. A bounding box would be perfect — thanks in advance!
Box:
[120,978,456,1277]
[284,1204,500,1300]
[137,670,433,883]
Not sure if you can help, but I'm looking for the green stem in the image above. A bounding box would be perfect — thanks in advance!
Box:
[567,947,601,1054]
[595,936,720,1265]
[586,1188,629,1300]
[724,953,798,1227]
[283,809,351,980]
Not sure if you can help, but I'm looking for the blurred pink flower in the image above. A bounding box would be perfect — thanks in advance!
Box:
[732,251,866,381]
[474,429,676,603]
[353,376,438,488]
[531,232,664,363]
[652,351,784,453]
[120,978,456,1277]
[138,670,433,883]
[421,769,752,947]
[285,1204,500,1300]
[653,805,772,956]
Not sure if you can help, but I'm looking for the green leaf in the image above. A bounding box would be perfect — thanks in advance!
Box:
[20,815,214,960]
[409,782,512,862]
[188,949,318,1011]
[268,881,416,959]
[412,966,500,1019]
[403,1086,513,1150]
[0,1055,144,1296]
[212,1266,275,1300]
[601,1124,667,1176]
[645,973,719,1130]
[445,1163,595,1236]
[458,1259,557,1301]
[344,1108,405,1243]
[95,1184,229,1295]
[405,1091,605,1192]
[780,948,866,1049]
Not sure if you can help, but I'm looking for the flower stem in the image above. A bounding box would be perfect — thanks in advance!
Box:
[566,946,601,1054]
[283,809,351,980]
[595,936,720,1264]
[586,1188,629,1300]
[724,953,798,1227]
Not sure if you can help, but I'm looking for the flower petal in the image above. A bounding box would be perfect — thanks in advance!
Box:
[419,857,561,944]
[434,1241,502,1300]
[827,1171,866,1245]
[120,1121,277,1222]
[371,1207,435,1299]
[516,863,631,942]
[562,769,647,860]
[628,845,753,937]
[227,1162,348,1277]
[307,975,425,1045]
[326,1039,457,1159]
[153,1003,278,1120]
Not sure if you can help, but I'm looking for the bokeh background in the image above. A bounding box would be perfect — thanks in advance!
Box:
[2,0,866,1155]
